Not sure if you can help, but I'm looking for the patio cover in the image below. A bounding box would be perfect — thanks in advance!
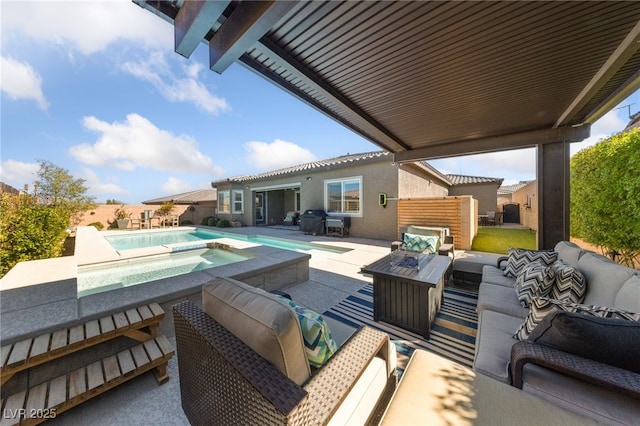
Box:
[134,0,640,248]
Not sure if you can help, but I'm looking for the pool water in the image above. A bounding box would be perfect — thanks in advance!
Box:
[105,228,348,254]
[77,248,249,297]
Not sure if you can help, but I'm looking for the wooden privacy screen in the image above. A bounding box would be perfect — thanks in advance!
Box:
[398,197,470,250]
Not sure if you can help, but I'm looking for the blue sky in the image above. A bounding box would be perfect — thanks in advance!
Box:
[2,1,638,204]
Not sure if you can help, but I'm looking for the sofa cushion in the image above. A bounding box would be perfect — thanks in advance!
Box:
[503,248,558,278]
[614,275,640,312]
[579,252,637,306]
[473,310,524,382]
[277,296,338,367]
[403,232,438,253]
[202,277,311,385]
[482,265,516,287]
[528,311,640,374]
[549,260,586,303]
[477,282,528,318]
[514,261,555,308]
[553,241,586,268]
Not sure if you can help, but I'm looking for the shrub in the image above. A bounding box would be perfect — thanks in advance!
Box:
[217,219,231,228]
[201,216,213,226]
[207,217,219,227]
[571,127,640,266]
[88,222,104,230]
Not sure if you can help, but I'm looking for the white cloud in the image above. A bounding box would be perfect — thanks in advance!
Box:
[0,160,40,190]
[80,167,129,195]
[162,177,195,195]
[1,1,172,55]
[68,113,224,176]
[121,52,230,115]
[0,56,49,110]
[244,140,318,171]
[430,147,536,181]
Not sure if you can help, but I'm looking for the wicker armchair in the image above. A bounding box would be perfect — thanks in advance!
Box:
[173,301,397,426]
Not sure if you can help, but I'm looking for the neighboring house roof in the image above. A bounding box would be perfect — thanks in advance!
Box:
[142,189,217,205]
[446,174,504,186]
[625,111,640,130]
[498,180,535,195]
[1,182,23,195]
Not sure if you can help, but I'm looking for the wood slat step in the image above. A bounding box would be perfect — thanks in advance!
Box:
[0,336,175,426]
[0,303,165,381]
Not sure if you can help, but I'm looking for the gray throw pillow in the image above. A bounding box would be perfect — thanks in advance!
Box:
[503,248,558,278]
[527,310,640,374]
[514,261,555,308]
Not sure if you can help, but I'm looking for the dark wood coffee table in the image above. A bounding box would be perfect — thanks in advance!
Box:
[361,252,452,339]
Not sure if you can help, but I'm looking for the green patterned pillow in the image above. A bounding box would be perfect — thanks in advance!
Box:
[403,233,438,253]
[277,296,338,367]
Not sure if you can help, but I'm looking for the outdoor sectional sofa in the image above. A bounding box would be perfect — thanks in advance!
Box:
[172,276,397,425]
[474,241,640,424]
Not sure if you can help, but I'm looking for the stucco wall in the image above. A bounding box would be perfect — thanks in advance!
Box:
[449,183,499,215]
[509,180,538,230]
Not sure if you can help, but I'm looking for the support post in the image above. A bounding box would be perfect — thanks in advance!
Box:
[537,142,571,249]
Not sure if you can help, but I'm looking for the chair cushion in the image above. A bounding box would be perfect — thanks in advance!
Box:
[503,248,558,278]
[277,296,338,368]
[549,260,586,303]
[514,261,555,308]
[202,277,311,385]
[527,310,640,374]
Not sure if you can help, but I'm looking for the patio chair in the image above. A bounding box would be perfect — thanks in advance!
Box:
[486,211,502,226]
[173,277,397,425]
[283,211,299,226]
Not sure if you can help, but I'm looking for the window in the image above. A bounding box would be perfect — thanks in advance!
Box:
[325,177,362,215]
[232,190,244,214]
[218,191,230,213]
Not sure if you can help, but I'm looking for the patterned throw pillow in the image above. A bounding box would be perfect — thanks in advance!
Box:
[513,296,640,340]
[403,233,438,254]
[277,296,338,367]
[503,248,558,278]
[549,260,586,303]
[514,261,555,308]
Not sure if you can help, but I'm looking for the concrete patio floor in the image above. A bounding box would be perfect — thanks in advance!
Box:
[45,226,493,425]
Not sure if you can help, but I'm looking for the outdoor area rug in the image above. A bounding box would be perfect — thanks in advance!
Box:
[323,283,478,373]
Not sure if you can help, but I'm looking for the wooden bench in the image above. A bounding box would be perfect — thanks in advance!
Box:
[0,303,174,425]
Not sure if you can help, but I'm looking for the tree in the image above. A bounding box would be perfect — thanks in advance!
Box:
[0,161,96,277]
[570,127,640,266]
[33,160,96,226]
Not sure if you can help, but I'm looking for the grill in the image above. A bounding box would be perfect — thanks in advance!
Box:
[325,216,351,237]
[300,209,327,235]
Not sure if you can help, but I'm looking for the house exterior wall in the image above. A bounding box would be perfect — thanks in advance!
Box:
[449,183,500,215]
[398,165,449,198]
[510,180,538,230]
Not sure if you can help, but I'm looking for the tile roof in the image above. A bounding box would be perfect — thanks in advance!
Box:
[498,180,535,195]
[142,189,217,204]
[446,174,504,186]
[212,151,393,185]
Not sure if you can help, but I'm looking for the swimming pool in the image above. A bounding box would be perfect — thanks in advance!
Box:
[105,228,349,254]
[77,248,250,297]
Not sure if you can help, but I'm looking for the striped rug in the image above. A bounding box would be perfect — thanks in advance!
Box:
[323,284,478,372]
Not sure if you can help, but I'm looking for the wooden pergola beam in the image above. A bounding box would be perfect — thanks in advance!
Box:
[175,0,230,59]
[209,1,296,74]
